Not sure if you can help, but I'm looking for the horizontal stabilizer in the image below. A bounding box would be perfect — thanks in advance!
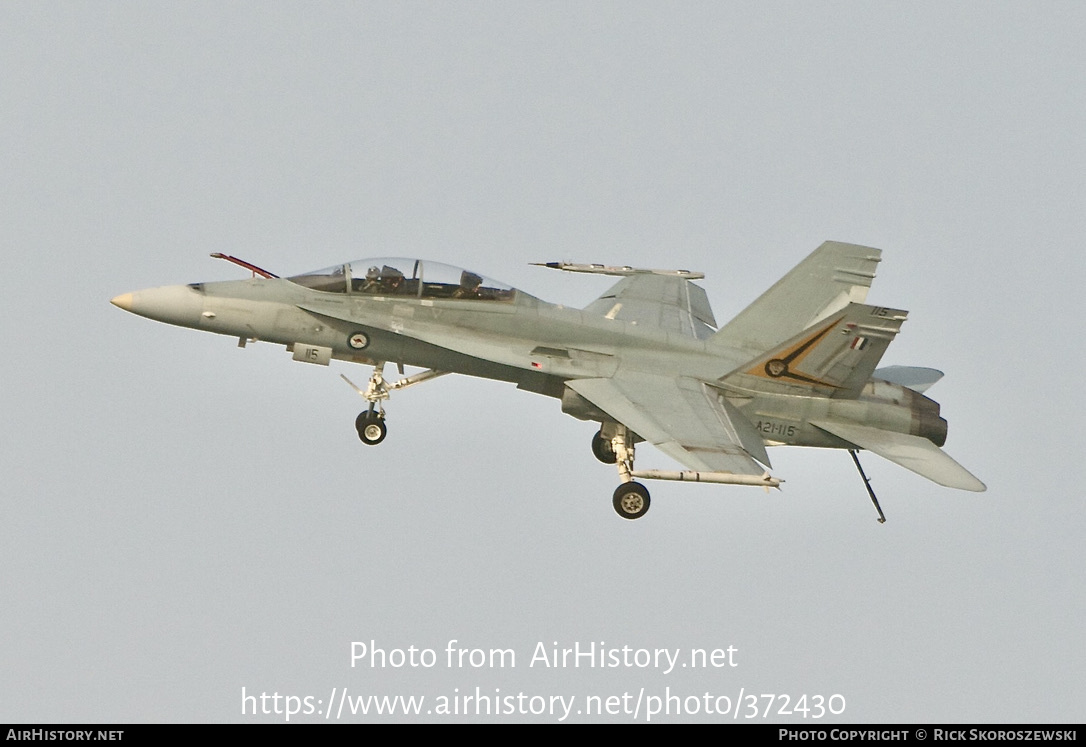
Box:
[874,365,944,393]
[812,421,986,491]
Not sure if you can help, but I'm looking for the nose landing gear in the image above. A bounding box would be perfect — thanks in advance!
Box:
[341,364,447,447]
[343,364,391,447]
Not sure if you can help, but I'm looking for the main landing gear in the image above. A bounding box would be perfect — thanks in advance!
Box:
[341,364,447,447]
[595,424,651,520]
[593,423,783,520]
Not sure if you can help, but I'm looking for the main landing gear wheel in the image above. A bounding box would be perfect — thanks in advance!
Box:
[355,411,387,446]
[591,430,618,464]
[612,481,650,520]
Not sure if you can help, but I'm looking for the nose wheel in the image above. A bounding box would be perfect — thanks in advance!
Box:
[355,410,387,445]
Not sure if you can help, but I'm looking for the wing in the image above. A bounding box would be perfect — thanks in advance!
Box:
[812,420,986,491]
[583,274,717,340]
[567,372,770,474]
[711,241,882,356]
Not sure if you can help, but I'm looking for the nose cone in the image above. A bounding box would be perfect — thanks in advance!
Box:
[109,284,205,329]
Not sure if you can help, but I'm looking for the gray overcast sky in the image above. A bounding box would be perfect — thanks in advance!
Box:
[2,2,1083,723]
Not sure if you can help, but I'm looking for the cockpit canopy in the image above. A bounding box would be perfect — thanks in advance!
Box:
[288,259,516,302]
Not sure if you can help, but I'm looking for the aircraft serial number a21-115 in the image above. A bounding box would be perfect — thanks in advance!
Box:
[111,241,985,521]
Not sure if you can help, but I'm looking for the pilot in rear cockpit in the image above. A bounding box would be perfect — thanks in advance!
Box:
[381,266,405,293]
[453,271,483,299]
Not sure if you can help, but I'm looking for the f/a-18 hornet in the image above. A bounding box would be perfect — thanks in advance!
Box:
[111,241,984,521]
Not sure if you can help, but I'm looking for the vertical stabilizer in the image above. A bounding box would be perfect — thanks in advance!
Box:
[711,241,881,356]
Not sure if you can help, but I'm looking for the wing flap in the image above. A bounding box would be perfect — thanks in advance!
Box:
[811,421,986,491]
[568,374,768,475]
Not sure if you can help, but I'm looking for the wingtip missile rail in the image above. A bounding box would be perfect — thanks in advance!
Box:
[531,261,704,279]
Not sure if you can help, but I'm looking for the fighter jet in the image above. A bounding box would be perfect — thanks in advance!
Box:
[110,241,984,521]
